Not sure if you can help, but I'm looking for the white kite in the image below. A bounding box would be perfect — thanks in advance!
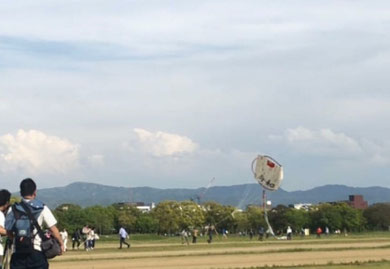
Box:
[251,155,284,239]
[252,155,283,191]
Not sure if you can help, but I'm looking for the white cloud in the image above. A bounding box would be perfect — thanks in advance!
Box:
[131,128,198,157]
[270,127,363,156]
[270,127,390,165]
[87,154,104,166]
[0,129,79,174]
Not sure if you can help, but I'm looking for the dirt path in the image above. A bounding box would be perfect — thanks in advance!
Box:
[57,241,390,261]
[86,237,390,249]
[50,239,390,269]
[52,248,390,269]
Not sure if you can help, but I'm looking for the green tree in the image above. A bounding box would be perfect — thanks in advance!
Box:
[84,205,117,234]
[285,208,310,231]
[310,203,343,231]
[203,201,236,232]
[178,201,205,229]
[364,203,390,231]
[115,206,141,233]
[337,203,366,232]
[10,196,21,204]
[135,214,159,233]
[246,206,266,231]
[233,211,250,233]
[268,205,290,233]
[152,201,181,234]
[54,204,87,233]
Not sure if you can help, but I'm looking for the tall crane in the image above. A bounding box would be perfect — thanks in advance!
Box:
[191,177,215,204]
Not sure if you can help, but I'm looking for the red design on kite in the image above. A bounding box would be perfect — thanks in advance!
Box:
[267,160,275,168]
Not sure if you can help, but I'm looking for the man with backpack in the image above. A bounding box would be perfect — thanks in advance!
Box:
[5,178,64,269]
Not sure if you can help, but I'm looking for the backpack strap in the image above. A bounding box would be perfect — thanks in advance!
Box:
[12,204,22,220]
[19,202,47,241]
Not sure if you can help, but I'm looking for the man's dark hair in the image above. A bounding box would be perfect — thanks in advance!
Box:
[20,178,37,197]
[0,189,11,206]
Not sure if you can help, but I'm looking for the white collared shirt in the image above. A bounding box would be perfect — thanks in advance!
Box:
[0,210,5,254]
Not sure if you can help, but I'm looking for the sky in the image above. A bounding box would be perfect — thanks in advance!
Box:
[1,0,390,192]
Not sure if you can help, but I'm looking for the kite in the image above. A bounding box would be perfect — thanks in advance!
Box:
[251,155,284,238]
[251,155,283,191]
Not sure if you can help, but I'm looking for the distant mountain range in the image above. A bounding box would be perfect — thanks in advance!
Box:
[24,182,390,209]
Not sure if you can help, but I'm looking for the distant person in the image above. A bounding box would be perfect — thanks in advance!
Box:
[325,226,329,236]
[0,189,11,269]
[119,226,130,249]
[249,229,254,240]
[207,225,218,244]
[5,178,64,269]
[86,227,94,251]
[60,228,68,252]
[82,225,91,250]
[222,229,228,239]
[93,230,99,249]
[343,228,348,237]
[181,229,189,246]
[192,228,198,244]
[72,228,81,250]
[286,226,292,240]
[316,227,322,238]
[258,226,264,241]
[300,227,305,237]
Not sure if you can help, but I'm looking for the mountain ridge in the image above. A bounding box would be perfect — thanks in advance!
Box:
[21,182,390,209]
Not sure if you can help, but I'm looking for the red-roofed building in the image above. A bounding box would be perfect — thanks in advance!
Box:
[347,195,368,209]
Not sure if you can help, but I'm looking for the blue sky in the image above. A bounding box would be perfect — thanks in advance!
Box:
[1,0,390,192]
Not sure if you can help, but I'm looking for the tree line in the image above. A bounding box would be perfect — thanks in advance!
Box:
[52,200,390,235]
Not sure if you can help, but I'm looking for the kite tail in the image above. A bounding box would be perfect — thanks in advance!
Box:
[262,189,284,240]
[263,209,275,237]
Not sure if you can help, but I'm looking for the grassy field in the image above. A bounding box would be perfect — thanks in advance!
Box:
[50,232,390,269]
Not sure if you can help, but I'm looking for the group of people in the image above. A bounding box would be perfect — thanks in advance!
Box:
[180,227,200,246]
[0,178,65,269]
[179,225,217,245]
[67,226,100,251]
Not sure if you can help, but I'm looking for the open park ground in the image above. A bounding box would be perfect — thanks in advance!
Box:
[50,233,390,269]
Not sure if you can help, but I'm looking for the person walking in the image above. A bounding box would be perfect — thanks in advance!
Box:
[60,229,68,252]
[181,229,189,246]
[5,178,64,269]
[72,229,81,250]
[82,225,90,250]
[286,226,292,240]
[86,228,94,251]
[249,229,254,240]
[0,189,11,269]
[118,226,130,249]
[206,225,218,244]
[325,226,330,236]
[316,227,322,238]
[192,228,198,244]
[258,226,264,241]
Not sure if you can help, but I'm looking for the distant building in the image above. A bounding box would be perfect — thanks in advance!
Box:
[136,202,156,213]
[115,202,156,212]
[289,203,312,211]
[347,195,368,209]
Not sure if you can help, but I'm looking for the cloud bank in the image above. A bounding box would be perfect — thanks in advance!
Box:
[0,129,79,174]
[131,128,198,157]
[270,127,390,166]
